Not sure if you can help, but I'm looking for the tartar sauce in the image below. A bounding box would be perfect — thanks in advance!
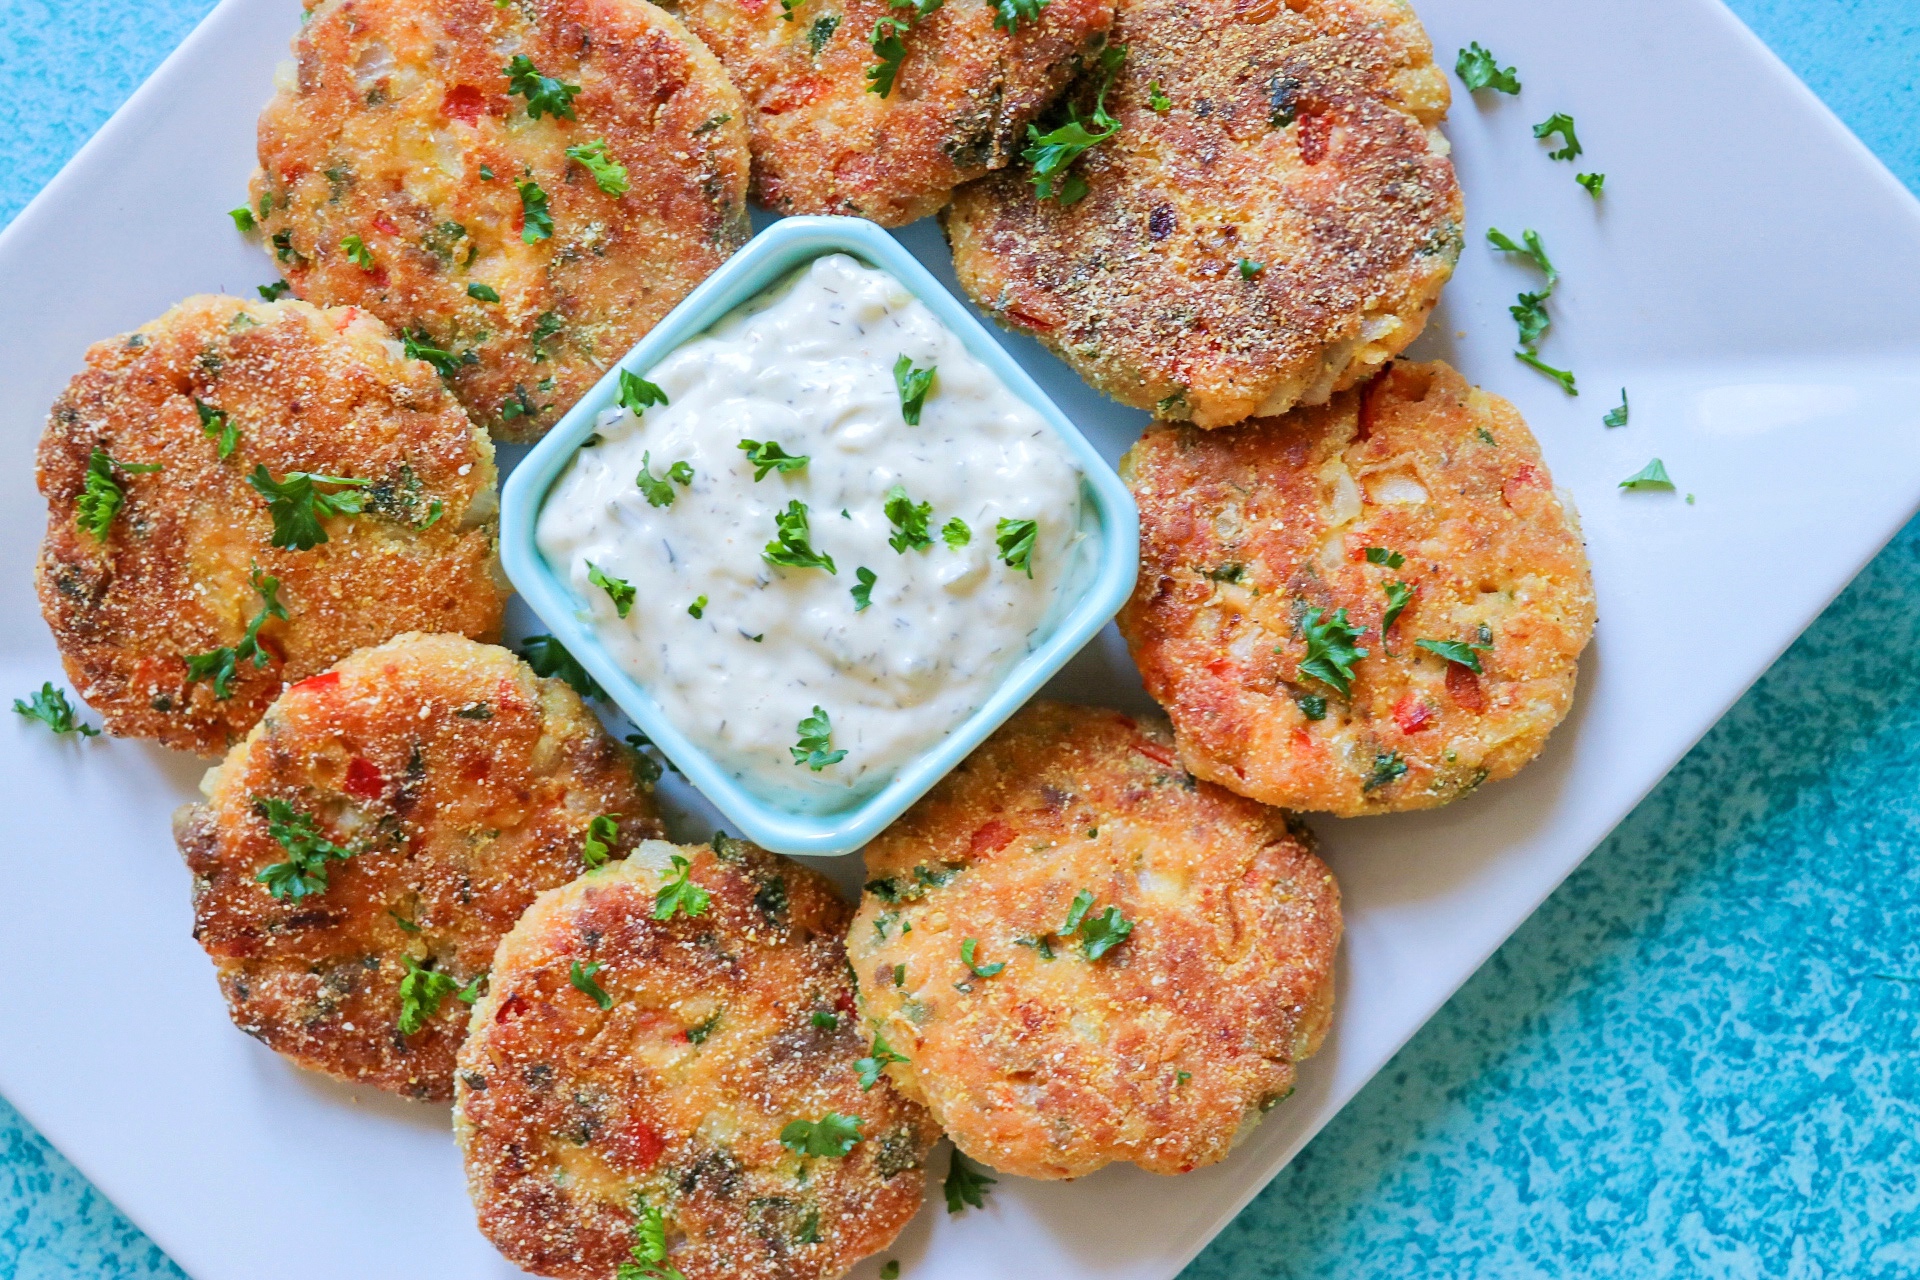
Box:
[536,253,1087,805]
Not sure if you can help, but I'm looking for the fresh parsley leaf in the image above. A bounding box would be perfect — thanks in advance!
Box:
[1515,349,1579,395]
[257,280,291,301]
[13,683,97,737]
[247,465,370,550]
[995,517,1037,577]
[588,562,636,617]
[1077,905,1133,959]
[654,854,712,920]
[1238,258,1264,279]
[884,485,934,553]
[582,814,620,868]
[1148,79,1171,112]
[253,795,356,900]
[1206,563,1246,584]
[880,1262,901,1279]
[781,1112,863,1158]
[960,937,1004,978]
[1364,751,1408,792]
[852,566,877,611]
[1382,580,1414,633]
[1364,547,1405,569]
[993,0,1048,31]
[791,704,847,770]
[571,959,613,1009]
[467,282,500,302]
[1533,112,1582,162]
[764,500,837,573]
[780,0,797,19]
[688,595,707,619]
[505,55,580,120]
[855,1033,910,1090]
[518,179,553,243]
[340,234,374,268]
[566,139,630,195]
[1455,42,1520,94]
[1511,288,1553,352]
[1296,693,1327,721]
[618,369,670,412]
[396,957,482,1034]
[403,329,473,379]
[944,1150,997,1214]
[76,449,160,541]
[518,633,606,699]
[1486,226,1558,285]
[1604,388,1630,428]
[1577,171,1606,196]
[1619,458,1675,491]
[635,452,680,507]
[941,517,971,548]
[1024,45,1125,203]
[185,565,288,700]
[229,206,257,233]
[1415,637,1490,673]
[808,13,839,55]
[892,354,936,424]
[737,438,809,480]
[866,15,911,98]
[388,909,421,933]
[666,460,693,487]
[1296,606,1368,696]
[811,1008,838,1030]
[195,399,240,459]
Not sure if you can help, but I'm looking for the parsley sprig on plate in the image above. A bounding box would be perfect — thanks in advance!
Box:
[1455,42,1520,94]
[1294,606,1367,696]
[505,55,580,120]
[185,565,288,700]
[396,957,483,1035]
[13,683,97,737]
[944,1150,998,1214]
[780,1112,863,1158]
[1488,227,1577,395]
[248,466,371,550]
[253,795,357,901]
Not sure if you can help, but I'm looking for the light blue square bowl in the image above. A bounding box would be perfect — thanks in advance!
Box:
[499,216,1138,856]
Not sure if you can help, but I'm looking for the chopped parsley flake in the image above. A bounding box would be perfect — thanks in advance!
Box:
[1059,889,1133,960]
[866,15,912,97]
[961,937,1004,978]
[196,399,240,458]
[791,704,846,770]
[1455,42,1520,94]
[618,1199,680,1280]
[253,795,356,900]
[466,282,500,302]
[892,354,936,424]
[1296,692,1328,721]
[1364,751,1408,792]
[635,452,689,507]
[884,485,934,553]
[1533,112,1583,162]
[588,562,636,617]
[566,139,630,195]
[1148,79,1171,112]
[881,1263,901,1280]
[1415,637,1490,673]
[185,566,288,700]
[340,234,374,268]
[13,683,97,737]
[944,1150,997,1213]
[570,959,612,1010]
[518,633,605,699]
[811,1008,838,1030]
[517,179,553,243]
[618,369,670,412]
[688,595,707,619]
[1486,227,1559,285]
[780,1112,864,1158]
[1382,579,1413,632]
[1578,171,1606,196]
[737,438,809,480]
[1364,546,1405,569]
[581,814,619,868]
[1238,258,1264,279]
[1024,44,1125,203]
[994,0,1048,31]
[941,517,970,548]
[1619,458,1675,491]
[229,206,257,233]
[403,329,473,379]
[76,449,160,541]
[852,566,877,611]
[1516,350,1579,395]
[396,957,482,1035]
[654,854,713,920]
[1604,388,1630,428]
[1512,287,1553,351]
[808,13,839,55]
[763,500,836,573]
[247,466,370,550]
[1295,606,1368,696]
[505,55,580,120]
[995,517,1037,576]
[257,280,291,301]
[855,1033,909,1089]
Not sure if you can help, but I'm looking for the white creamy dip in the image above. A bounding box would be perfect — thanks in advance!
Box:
[536,253,1087,805]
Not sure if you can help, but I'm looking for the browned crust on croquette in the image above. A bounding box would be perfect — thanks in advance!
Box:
[1118,361,1597,816]
[847,702,1340,1179]
[36,295,507,756]
[668,0,1115,226]
[455,841,937,1280]
[944,0,1462,428]
[178,634,661,1100]
[252,0,751,441]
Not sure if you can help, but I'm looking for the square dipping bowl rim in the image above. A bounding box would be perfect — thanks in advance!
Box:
[499,214,1140,857]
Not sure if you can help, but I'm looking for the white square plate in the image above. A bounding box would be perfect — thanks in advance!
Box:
[3,1,1918,1278]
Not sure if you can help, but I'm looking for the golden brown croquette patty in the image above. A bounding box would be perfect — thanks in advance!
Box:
[455,839,937,1279]
[176,634,661,1100]
[36,295,507,757]
[665,0,1115,226]
[1118,360,1596,816]
[944,0,1462,428]
[846,702,1340,1179]
[250,0,751,441]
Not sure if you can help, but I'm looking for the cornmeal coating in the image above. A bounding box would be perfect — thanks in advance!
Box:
[175,634,661,1100]
[944,0,1462,428]
[251,0,751,441]
[1119,361,1596,816]
[665,0,1115,226]
[36,295,507,757]
[456,839,937,1279]
[847,702,1340,1179]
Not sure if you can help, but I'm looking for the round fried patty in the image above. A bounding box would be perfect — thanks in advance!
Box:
[176,633,662,1100]
[36,294,507,757]
[1118,360,1596,816]
[944,0,1462,428]
[251,0,751,441]
[665,0,1115,226]
[846,701,1340,1179]
[455,838,937,1279]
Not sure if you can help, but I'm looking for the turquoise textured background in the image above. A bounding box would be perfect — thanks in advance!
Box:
[2,1,1916,1276]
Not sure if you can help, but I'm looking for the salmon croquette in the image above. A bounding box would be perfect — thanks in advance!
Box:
[36,295,507,757]
[846,702,1340,1180]
[666,0,1115,226]
[1118,360,1596,816]
[455,839,937,1280]
[250,0,751,441]
[944,0,1462,428]
[175,634,662,1100]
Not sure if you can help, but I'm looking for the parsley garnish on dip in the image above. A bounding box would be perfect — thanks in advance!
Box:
[536,253,1086,801]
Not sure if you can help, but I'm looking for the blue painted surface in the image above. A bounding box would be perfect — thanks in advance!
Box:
[1,1,1916,1277]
